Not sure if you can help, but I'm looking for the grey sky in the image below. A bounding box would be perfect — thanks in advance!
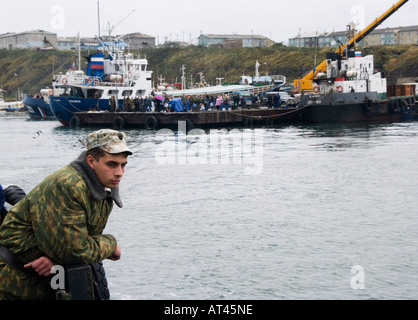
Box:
[1,0,416,44]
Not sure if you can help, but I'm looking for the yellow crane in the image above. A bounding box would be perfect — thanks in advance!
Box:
[293,0,409,94]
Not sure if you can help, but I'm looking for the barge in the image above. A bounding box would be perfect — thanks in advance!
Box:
[69,107,301,130]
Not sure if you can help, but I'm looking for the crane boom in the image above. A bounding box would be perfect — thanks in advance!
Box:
[294,0,409,93]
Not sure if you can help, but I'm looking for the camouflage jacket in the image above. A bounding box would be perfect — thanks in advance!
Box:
[0,152,120,299]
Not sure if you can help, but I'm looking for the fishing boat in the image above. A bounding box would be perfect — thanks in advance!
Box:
[49,41,154,126]
[0,89,25,112]
[24,89,55,120]
[299,50,417,123]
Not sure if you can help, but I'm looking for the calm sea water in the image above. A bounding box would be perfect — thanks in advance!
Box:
[1,112,418,300]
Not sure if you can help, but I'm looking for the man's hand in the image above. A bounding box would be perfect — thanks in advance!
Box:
[24,256,54,277]
[108,244,121,261]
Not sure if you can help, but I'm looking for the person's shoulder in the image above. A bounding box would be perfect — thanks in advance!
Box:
[51,165,87,191]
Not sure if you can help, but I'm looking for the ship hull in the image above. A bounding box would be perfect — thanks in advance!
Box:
[23,96,55,120]
[49,97,111,126]
[299,92,417,124]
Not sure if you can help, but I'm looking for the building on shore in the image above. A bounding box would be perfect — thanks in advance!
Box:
[57,37,101,51]
[0,30,155,51]
[363,25,418,46]
[198,34,274,48]
[289,25,418,48]
[119,32,156,50]
[0,30,58,50]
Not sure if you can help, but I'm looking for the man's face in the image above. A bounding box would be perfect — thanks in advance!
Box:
[87,153,129,189]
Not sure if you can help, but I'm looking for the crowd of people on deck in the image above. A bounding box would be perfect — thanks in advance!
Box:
[108,91,286,113]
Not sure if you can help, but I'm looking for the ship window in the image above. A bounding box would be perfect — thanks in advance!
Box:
[107,90,119,96]
[68,87,84,98]
[87,89,103,99]
[136,90,145,96]
[122,90,133,97]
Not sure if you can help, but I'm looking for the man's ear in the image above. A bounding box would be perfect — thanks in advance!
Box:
[86,154,96,170]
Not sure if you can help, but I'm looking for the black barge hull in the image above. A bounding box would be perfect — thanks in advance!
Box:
[299,93,418,124]
[69,108,300,130]
[68,94,418,129]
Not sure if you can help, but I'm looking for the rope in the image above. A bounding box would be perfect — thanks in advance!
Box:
[228,104,310,120]
[54,97,103,114]
[55,99,83,114]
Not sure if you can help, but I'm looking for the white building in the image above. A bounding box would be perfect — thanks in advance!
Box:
[0,30,58,50]
[198,34,274,48]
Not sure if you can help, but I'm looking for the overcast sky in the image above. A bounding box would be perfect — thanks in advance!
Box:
[1,0,417,44]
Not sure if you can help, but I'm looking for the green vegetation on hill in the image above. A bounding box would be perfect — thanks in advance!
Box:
[0,45,417,101]
[0,49,75,100]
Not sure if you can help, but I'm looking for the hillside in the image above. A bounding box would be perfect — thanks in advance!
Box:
[0,45,417,101]
[0,49,75,101]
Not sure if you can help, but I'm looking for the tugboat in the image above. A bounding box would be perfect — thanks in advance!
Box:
[299,50,417,123]
[294,0,417,124]
[49,40,153,127]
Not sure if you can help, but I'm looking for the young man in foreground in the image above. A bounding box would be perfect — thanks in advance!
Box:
[0,129,132,299]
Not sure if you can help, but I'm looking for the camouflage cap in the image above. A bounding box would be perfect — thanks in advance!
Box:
[86,129,133,155]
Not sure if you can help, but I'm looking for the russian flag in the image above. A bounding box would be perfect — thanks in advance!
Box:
[91,57,104,70]
[71,63,75,70]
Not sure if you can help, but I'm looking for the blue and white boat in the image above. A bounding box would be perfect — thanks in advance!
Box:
[24,89,55,120]
[49,41,153,126]
[0,89,25,112]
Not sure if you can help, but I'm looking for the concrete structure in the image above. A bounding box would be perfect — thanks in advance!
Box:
[58,37,100,50]
[119,32,156,49]
[198,34,274,48]
[289,30,362,48]
[0,30,58,50]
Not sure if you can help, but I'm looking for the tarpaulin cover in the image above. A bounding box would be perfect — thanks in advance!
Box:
[168,98,184,112]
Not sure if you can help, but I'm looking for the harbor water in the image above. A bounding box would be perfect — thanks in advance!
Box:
[1,112,418,300]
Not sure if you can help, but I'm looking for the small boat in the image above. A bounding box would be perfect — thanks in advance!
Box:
[24,89,55,120]
[0,89,25,112]
[49,40,154,127]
